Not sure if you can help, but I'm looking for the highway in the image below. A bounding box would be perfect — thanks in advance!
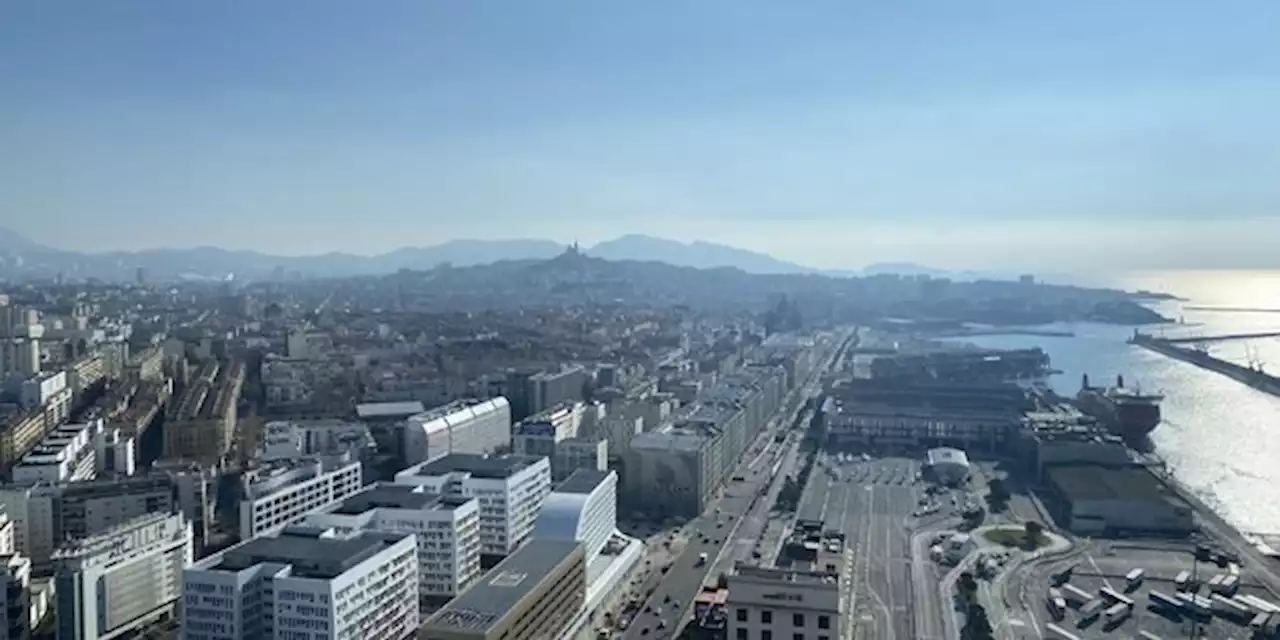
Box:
[617,329,852,639]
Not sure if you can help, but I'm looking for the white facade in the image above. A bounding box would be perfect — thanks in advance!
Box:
[19,371,66,409]
[239,458,363,540]
[0,554,32,640]
[181,527,419,640]
[394,454,551,556]
[94,427,138,476]
[726,565,845,640]
[401,397,512,466]
[301,483,482,599]
[52,513,193,640]
[532,469,617,563]
[12,420,99,484]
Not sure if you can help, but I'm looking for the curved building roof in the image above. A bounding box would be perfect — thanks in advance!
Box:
[534,492,591,542]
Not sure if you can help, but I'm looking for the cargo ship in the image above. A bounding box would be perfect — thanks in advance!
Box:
[1076,374,1163,444]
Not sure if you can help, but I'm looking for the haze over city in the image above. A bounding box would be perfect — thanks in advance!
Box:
[4,1,1280,273]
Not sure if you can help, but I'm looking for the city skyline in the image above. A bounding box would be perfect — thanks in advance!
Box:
[4,1,1280,271]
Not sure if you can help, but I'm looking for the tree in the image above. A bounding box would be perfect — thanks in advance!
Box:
[986,477,1010,510]
[1024,521,1045,548]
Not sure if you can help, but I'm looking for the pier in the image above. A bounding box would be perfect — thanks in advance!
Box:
[1160,330,1280,344]
[1128,332,1280,397]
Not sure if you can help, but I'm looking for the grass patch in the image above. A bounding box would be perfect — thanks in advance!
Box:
[982,526,1050,550]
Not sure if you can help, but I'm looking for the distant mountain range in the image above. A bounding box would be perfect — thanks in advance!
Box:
[0,227,1019,283]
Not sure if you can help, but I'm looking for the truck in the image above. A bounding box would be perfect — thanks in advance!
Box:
[1047,588,1067,620]
[696,552,708,567]
[1100,585,1135,607]
[1061,583,1093,606]
[1079,599,1105,623]
[1149,590,1184,613]
[1210,593,1254,620]
[1103,602,1132,624]
[1125,568,1146,590]
[1174,570,1192,591]
[1219,574,1240,596]
[1251,612,1272,634]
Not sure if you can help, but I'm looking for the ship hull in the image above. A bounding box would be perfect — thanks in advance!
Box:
[1075,390,1162,443]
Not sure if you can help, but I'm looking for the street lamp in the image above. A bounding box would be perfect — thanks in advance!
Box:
[1188,544,1214,639]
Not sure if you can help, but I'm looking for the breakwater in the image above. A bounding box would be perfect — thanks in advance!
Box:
[1129,332,1280,397]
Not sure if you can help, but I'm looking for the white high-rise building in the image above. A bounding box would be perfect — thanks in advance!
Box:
[0,504,34,640]
[238,457,363,540]
[181,526,418,640]
[393,454,551,558]
[52,513,192,640]
[301,483,482,600]
[532,469,618,563]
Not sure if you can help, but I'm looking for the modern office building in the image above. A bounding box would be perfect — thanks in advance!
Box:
[182,526,419,640]
[418,540,585,640]
[0,474,194,574]
[52,513,192,640]
[393,454,551,560]
[238,457,363,540]
[402,398,512,466]
[301,483,482,601]
[532,470,617,563]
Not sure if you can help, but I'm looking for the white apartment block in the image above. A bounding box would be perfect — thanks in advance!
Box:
[52,512,193,640]
[301,483,482,600]
[0,505,33,640]
[401,397,512,466]
[181,526,418,640]
[238,457,363,540]
[393,454,551,557]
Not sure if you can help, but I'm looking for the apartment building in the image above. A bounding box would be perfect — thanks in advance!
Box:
[181,527,419,640]
[726,565,845,640]
[11,421,98,484]
[302,483,482,601]
[258,420,375,463]
[238,457,363,540]
[402,398,512,466]
[0,506,33,640]
[393,454,551,560]
[164,360,244,463]
[52,513,193,640]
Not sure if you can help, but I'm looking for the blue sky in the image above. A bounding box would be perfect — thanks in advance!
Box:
[3,1,1279,271]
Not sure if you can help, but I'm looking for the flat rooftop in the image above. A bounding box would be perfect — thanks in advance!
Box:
[407,453,543,479]
[213,529,404,580]
[424,539,583,635]
[556,469,611,495]
[331,483,472,515]
[1047,465,1185,504]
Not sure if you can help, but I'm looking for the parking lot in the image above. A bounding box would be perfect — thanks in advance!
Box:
[1024,542,1271,639]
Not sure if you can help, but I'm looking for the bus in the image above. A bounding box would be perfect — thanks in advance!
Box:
[1125,568,1145,590]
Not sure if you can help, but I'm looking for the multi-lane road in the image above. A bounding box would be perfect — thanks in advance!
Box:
[800,454,939,640]
[617,329,853,639]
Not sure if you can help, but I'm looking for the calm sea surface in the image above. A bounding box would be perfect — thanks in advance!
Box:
[955,270,1280,536]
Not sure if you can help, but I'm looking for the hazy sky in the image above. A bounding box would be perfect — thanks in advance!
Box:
[3,1,1280,272]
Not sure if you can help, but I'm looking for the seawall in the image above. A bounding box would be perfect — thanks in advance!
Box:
[1129,333,1280,398]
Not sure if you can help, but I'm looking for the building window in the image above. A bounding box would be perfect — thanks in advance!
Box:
[818,636,830,640]
[762,632,773,640]
[761,610,772,624]
[736,630,748,640]
[818,615,830,629]
[793,635,804,640]
[793,613,805,627]
[737,608,748,622]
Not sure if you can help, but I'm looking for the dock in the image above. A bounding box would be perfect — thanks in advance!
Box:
[1128,332,1280,397]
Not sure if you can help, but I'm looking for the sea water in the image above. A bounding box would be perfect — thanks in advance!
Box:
[952,269,1280,536]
